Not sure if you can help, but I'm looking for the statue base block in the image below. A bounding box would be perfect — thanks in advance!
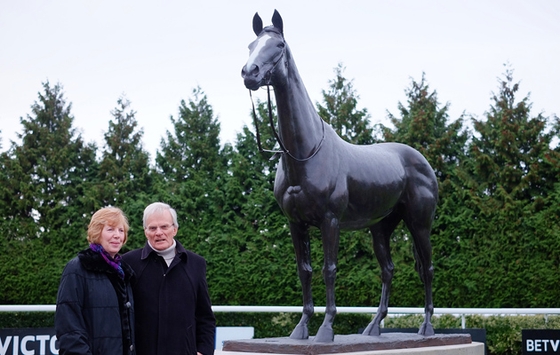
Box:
[222,333,483,355]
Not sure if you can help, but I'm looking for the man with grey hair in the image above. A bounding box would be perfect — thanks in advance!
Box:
[123,202,215,355]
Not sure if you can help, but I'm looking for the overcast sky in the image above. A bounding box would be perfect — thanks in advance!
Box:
[1,0,558,160]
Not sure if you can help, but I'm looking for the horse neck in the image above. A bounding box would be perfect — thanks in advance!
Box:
[272,49,324,158]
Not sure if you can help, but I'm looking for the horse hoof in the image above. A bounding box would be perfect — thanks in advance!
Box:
[362,323,381,336]
[289,324,309,340]
[314,325,334,342]
[418,322,435,336]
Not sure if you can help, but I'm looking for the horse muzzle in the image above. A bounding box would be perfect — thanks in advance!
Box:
[241,63,268,90]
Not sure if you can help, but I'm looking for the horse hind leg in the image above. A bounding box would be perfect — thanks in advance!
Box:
[288,222,314,340]
[362,214,401,336]
[405,205,436,336]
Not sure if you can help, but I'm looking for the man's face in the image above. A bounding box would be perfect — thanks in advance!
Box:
[144,210,178,251]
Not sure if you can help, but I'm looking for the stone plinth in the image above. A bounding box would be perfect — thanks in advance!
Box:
[221,333,483,355]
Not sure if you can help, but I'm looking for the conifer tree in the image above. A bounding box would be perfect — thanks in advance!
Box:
[317,63,374,145]
[382,73,469,182]
[155,87,225,252]
[0,82,98,303]
[208,100,301,305]
[208,138,286,304]
[446,66,560,307]
[156,86,222,183]
[466,67,558,205]
[98,96,153,243]
[6,82,98,240]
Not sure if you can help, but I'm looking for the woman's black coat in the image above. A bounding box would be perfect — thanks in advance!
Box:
[55,248,136,355]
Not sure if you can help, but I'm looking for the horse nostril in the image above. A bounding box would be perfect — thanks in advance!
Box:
[242,64,259,78]
[251,64,259,76]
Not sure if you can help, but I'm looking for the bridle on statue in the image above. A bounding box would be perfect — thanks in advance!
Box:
[247,32,325,162]
[249,86,325,162]
[248,42,326,163]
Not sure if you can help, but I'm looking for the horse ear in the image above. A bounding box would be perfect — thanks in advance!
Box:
[252,12,263,36]
[272,9,283,34]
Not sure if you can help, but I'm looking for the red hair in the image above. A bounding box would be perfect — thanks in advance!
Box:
[87,207,129,244]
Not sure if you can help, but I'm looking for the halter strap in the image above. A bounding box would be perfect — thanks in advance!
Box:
[249,86,325,162]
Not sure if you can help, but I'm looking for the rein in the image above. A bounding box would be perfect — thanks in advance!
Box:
[249,85,325,162]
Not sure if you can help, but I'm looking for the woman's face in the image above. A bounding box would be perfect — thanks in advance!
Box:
[100,224,125,257]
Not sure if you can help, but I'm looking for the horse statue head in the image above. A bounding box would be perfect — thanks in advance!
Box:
[242,10,285,91]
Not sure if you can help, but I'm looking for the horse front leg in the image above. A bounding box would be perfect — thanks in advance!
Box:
[289,222,313,340]
[314,215,340,343]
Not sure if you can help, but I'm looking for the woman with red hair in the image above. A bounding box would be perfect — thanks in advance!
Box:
[55,207,136,355]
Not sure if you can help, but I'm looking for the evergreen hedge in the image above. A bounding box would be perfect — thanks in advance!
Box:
[1,69,559,355]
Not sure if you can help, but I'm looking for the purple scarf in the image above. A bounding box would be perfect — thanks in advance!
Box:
[90,243,124,280]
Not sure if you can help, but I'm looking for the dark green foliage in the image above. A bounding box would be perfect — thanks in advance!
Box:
[466,67,558,202]
[204,100,300,306]
[334,230,378,306]
[0,82,99,304]
[156,86,222,182]
[0,312,55,328]
[154,87,226,255]
[437,67,560,308]
[98,96,154,247]
[317,63,375,145]
[99,96,152,207]
[381,73,469,183]
[2,82,98,243]
[1,66,560,355]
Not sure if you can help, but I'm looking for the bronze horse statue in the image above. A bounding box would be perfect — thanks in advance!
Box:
[241,10,438,342]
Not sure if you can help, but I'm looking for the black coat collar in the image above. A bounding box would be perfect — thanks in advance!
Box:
[78,248,134,282]
[139,239,188,262]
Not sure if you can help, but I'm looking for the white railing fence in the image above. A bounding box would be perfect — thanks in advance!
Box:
[2,305,560,329]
